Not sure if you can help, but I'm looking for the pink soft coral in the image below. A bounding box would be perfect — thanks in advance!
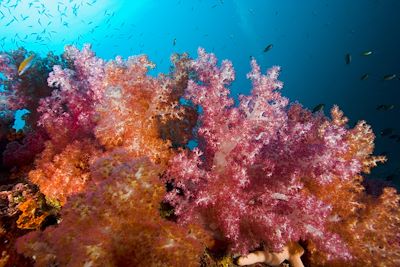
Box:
[37,44,105,147]
[164,48,362,259]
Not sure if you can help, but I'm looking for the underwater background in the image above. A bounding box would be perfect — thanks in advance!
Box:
[1,0,399,187]
[1,0,400,266]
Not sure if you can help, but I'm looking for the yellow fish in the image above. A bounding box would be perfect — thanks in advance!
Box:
[18,54,35,76]
[362,51,373,56]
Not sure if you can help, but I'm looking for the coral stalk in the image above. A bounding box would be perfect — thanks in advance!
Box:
[237,242,304,267]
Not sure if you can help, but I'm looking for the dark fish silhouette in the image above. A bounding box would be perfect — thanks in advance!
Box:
[383,74,396,81]
[376,104,394,111]
[380,128,395,137]
[360,73,369,80]
[362,51,373,56]
[312,104,324,113]
[263,44,273,53]
[345,53,351,64]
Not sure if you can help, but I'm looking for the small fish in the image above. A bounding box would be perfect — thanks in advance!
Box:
[380,128,395,137]
[345,53,351,64]
[211,4,217,8]
[362,51,373,56]
[5,18,15,26]
[173,38,176,46]
[72,4,79,16]
[389,134,400,140]
[263,44,273,53]
[383,74,396,81]
[18,54,35,76]
[376,104,395,111]
[360,73,369,80]
[312,103,325,113]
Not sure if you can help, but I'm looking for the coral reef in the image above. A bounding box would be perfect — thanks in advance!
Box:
[0,182,38,267]
[0,45,397,267]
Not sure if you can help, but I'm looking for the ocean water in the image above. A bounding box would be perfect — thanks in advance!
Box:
[4,0,398,186]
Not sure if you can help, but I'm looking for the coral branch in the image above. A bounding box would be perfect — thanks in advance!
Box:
[237,242,304,267]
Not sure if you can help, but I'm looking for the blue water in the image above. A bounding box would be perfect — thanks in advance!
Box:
[1,0,399,184]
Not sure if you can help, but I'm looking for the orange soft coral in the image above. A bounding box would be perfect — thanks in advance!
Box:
[28,138,102,206]
[303,107,400,266]
[94,54,195,168]
[17,151,213,267]
[307,185,400,267]
[349,188,400,266]
[16,198,48,230]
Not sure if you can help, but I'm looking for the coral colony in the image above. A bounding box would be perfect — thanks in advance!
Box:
[0,45,399,267]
